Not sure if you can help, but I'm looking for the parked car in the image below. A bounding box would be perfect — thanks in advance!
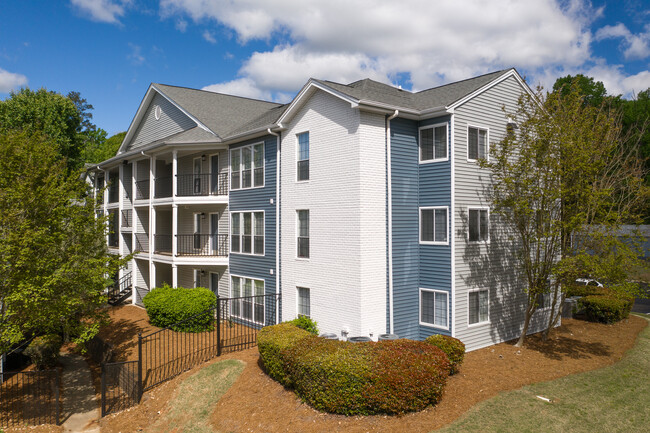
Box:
[575,278,603,287]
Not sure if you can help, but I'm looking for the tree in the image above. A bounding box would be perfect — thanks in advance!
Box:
[552,74,609,107]
[83,131,126,164]
[0,130,125,353]
[482,81,648,347]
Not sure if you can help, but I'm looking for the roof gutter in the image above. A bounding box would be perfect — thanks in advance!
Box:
[386,109,398,335]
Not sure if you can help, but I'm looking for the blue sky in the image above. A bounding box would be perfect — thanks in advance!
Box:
[1,0,649,136]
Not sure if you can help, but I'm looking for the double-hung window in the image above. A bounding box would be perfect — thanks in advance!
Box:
[230,143,264,190]
[297,210,309,258]
[420,289,448,329]
[231,211,264,255]
[231,276,265,324]
[468,126,488,160]
[420,207,448,244]
[419,124,447,162]
[297,287,310,317]
[468,208,489,242]
[297,132,309,181]
[469,289,489,325]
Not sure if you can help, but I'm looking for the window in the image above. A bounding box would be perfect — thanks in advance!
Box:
[297,287,310,317]
[468,126,488,160]
[231,276,265,324]
[297,210,309,258]
[420,207,448,244]
[230,143,264,190]
[231,211,264,255]
[193,213,201,249]
[420,289,448,328]
[419,124,447,162]
[469,289,489,325]
[297,132,309,181]
[468,208,489,242]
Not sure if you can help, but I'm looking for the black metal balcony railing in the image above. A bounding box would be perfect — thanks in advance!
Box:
[108,180,119,204]
[154,234,172,254]
[135,179,150,200]
[176,234,228,257]
[121,209,132,228]
[176,173,228,196]
[134,233,149,253]
[155,177,172,198]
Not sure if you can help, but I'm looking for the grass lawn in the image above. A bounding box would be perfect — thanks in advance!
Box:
[438,315,650,433]
[146,359,245,433]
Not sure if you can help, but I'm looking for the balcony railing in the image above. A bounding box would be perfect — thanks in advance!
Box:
[135,180,150,200]
[176,234,228,257]
[154,234,172,254]
[155,177,172,198]
[134,233,149,253]
[121,209,132,228]
[176,173,228,196]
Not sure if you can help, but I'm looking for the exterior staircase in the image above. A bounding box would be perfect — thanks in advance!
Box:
[107,272,132,306]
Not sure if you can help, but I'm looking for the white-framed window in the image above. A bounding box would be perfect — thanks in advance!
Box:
[468,289,489,325]
[419,123,448,162]
[467,126,488,161]
[230,211,264,255]
[297,132,309,181]
[420,288,449,329]
[230,275,265,324]
[420,207,448,244]
[468,208,489,242]
[297,210,309,258]
[230,142,264,190]
[297,287,310,317]
[193,213,202,249]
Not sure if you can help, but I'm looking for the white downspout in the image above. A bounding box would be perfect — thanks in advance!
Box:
[268,128,281,324]
[387,110,398,334]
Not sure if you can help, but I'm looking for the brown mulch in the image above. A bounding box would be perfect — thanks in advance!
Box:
[96,306,646,433]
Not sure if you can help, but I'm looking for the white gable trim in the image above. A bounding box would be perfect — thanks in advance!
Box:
[447,69,537,110]
[118,84,217,154]
[277,80,360,127]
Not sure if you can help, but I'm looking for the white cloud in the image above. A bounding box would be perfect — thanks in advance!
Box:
[175,19,188,32]
[202,78,272,101]
[0,68,28,93]
[595,23,650,60]
[202,30,216,44]
[127,43,145,65]
[70,0,129,24]
[585,64,650,96]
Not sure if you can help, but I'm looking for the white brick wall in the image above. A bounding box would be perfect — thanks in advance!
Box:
[280,90,387,339]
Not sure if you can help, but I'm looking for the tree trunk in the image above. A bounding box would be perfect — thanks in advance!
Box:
[515,301,535,347]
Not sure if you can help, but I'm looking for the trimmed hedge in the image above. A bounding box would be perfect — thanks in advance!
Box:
[24,334,62,370]
[258,324,450,415]
[425,334,465,375]
[564,283,609,298]
[286,316,319,335]
[578,295,633,324]
[143,284,216,332]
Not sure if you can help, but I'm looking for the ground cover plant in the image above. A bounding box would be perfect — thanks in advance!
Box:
[143,284,216,332]
[439,315,650,433]
[23,335,62,369]
[258,323,450,415]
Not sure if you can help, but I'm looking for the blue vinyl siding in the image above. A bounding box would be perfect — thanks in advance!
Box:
[229,135,277,307]
[390,117,453,340]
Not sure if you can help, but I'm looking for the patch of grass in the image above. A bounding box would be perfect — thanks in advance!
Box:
[147,359,245,433]
[437,315,650,433]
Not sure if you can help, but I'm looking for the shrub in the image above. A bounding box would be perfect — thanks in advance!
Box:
[578,295,633,324]
[425,334,465,375]
[24,334,62,370]
[143,284,216,332]
[259,324,450,415]
[286,316,319,335]
[257,323,314,386]
[564,283,610,298]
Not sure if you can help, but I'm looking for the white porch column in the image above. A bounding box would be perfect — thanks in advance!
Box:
[172,150,178,199]
[149,156,155,290]
[118,163,124,280]
[132,260,139,305]
[172,264,178,288]
[150,261,157,291]
[131,161,137,305]
[172,204,178,257]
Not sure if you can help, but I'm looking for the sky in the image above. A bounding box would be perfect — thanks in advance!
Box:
[1,0,649,136]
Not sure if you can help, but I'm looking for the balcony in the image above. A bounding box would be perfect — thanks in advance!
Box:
[135,179,150,200]
[176,173,228,196]
[121,209,132,229]
[155,177,172,199]
[177,234,228,257]
[154,234,172,254]
[134,233,149,253]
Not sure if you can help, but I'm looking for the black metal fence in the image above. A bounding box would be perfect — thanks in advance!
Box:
[176,234,228,256]
[176,173,228,196]
[0,370,60,428]
[100,293,279,417]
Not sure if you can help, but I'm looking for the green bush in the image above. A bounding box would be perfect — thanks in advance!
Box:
[143,284,216,332]
[258,324,450,415]
[257,322,314,386]
[286,316,319,335]
[24,334,62,370]
[578,295,633,324]
[425,334,465,375]
[564,283,610,298]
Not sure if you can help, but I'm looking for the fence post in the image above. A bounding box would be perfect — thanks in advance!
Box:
[137,333,143,402]
[100,364,106,417]
[216,295,221,357]
[55,370,60,425]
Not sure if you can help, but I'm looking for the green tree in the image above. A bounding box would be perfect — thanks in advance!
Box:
[0,131,125,353]
[552,74,609,107]
[83,131,126,164]
[482,81,648,346]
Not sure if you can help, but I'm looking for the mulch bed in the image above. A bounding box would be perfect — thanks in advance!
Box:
[97,306,646,433]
